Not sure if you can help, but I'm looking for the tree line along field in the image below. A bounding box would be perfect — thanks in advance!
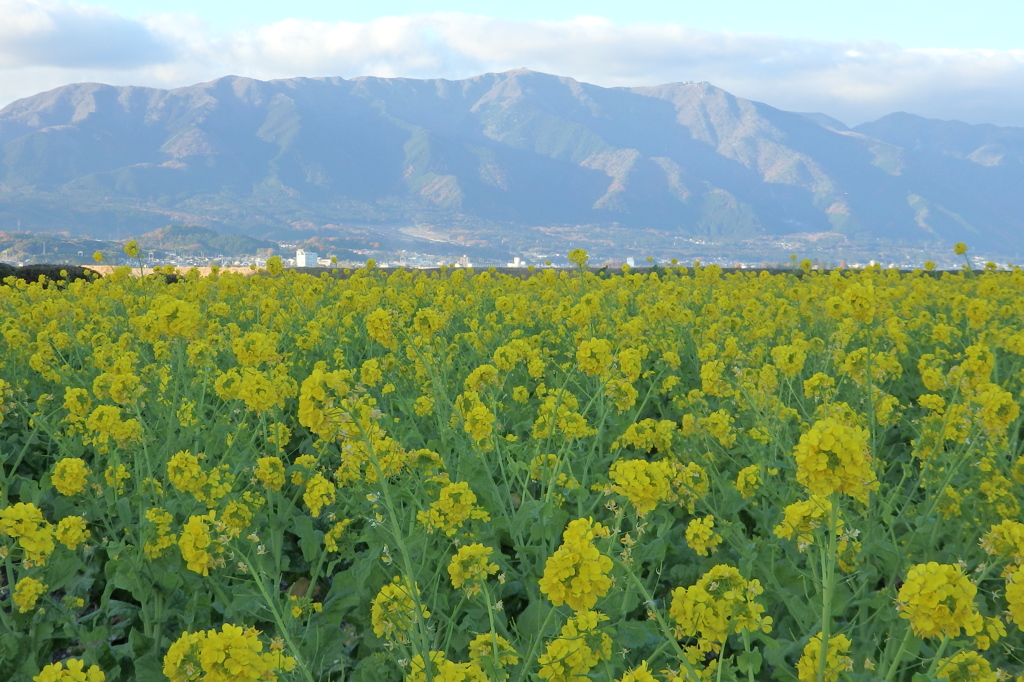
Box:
[0,249,1022,682]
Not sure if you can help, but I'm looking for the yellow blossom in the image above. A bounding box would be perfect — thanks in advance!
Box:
[55,516,89,550]
[371,577,429,643]
[896,562,984,639]
[539,517,613,611]
[448,543,499,593]
[13,576,47,613]
[162,624,296,682]
[685,515,722,556]
[796,632,853,682]
[51,458,90,496]
[417,481,490,536]
[33,659,106,682]
[792,417,877,503]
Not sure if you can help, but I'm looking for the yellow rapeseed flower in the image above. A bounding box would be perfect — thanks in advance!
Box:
[13,576,47,613]
[608,459,674,517]
[371,577,429,643]
[51,458,90,496]
[162,624,296,682]
[303,473,336,517]
[934,650,997,682]
[792,417,877,503]
[416,481,490,536]
[33,659,105,682]
[0,502,56,566]
[896,562,983,639]
[536,610,612,682]
[55,516,89,550]
[407,651,487,682]
[685,515,722,556]
[795,632,853,682]
[539,517,613,611]
[254,456,286,491]
[448,543,499,593]
[669,564,772,651]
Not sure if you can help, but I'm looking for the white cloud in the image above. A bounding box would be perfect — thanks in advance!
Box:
[0,0,176,68]
[2,6,1024,127]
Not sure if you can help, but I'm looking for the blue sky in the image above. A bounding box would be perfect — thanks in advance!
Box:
[78,0,1023,49]
[2,0,1023,126]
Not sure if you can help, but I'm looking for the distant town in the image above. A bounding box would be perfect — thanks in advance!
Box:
[0,232,1012,273]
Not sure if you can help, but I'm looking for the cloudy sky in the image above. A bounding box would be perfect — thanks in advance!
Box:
[2,0,1023,126]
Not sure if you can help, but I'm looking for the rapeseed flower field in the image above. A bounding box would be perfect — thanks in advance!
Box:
[0,247,1022,681]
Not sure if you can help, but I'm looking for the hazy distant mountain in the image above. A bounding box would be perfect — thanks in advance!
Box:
[1,70,1022,254]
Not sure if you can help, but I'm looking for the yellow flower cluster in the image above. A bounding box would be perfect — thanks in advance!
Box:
[669,564,772,653]
[608,459,674,516]
[162,624,296,682]
[685,515,722,556]
[467,633,519,679]
[934,650,997,682]
[303,473,336,517]
[407,651,486,682]
[144,507,175,559]
[51,458,90,496]
[773,495,840,550]
[532,389,595,440]
[254,456,286,491]
[448,543,499,594]
[417,480,490,536]
[896,562,983,638]
[771,342,808,377]
[81,405,142,454]
[616,661,657,682]
[371,577,429,643]
[980,519,1024,568]
[792,416,877,503]
[55,516,89,550]
[453,390,496,450]
[0,502,56,566]
[699,409,736,448]
[576,338,613,376]
[365,307,397,349]
[539,517,613,611]
[795,632,853,682]
[178,512,219,576]
[33,659,105,682]
[613,418,678,455]
[296,367,356,440]
[733,465,761,499]
[14,576,47,613]
[536,610,612,682]
[323,519,352,553]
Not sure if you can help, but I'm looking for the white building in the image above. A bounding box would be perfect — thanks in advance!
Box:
[296,249,319,267]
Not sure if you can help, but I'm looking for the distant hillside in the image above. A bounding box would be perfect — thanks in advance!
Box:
[138,225,276,256]
[1,70,1022,255]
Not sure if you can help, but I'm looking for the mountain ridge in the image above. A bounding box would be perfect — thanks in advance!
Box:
[1,70,1022,255]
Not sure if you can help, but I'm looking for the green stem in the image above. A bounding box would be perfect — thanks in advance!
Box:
[615,558,703,681]
[513,605,558,682]
[741,631,756,682]
[880,627,914,682]
[925,636,950,677]
[250,563,317,682]
[816,498,839,682]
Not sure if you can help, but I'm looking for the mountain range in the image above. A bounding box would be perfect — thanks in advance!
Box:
[1,69,1023,257]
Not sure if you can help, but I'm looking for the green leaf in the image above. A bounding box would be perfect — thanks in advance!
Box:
[615,620,662,650]
[292,514,322,563]
[737,649,762,675]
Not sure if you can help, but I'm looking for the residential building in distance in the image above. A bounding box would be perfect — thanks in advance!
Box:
[296,249,319,267]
